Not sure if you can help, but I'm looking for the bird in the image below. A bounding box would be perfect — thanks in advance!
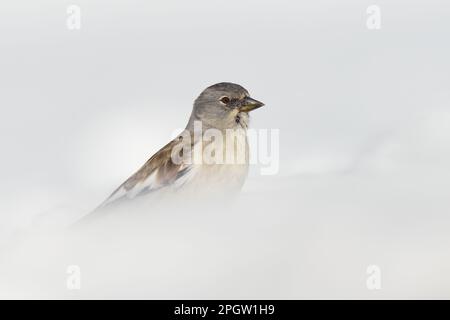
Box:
[79,82,264,222]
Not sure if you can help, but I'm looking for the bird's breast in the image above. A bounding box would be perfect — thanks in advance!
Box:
[176,131,250,196]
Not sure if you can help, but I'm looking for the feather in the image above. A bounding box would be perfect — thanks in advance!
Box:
[100,133,196,208]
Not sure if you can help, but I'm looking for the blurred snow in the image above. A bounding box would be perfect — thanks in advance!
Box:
[0,0,450,298]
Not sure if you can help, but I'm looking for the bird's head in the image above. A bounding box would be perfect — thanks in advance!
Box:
[187,82,264,130]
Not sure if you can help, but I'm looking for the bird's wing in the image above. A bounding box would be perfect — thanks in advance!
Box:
[100,134,196,207]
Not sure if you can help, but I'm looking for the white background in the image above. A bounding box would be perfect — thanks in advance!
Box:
[0,0,449,298]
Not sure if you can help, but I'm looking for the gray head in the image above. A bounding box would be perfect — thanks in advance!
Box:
[187,82,264,131]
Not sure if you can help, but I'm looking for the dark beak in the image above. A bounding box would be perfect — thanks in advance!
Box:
[239,97,265,112]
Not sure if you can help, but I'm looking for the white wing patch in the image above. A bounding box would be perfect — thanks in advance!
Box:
[99,138,203,208]
[100,163,196,207]
[101,170,159,206]
[173,165,198,190]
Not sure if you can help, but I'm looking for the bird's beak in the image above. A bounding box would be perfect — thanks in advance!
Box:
[239,97,265,112]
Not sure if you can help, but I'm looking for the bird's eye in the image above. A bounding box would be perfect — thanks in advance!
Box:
[220,96,230,104]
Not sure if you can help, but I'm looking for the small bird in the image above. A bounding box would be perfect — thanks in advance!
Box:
[82,83,264,221]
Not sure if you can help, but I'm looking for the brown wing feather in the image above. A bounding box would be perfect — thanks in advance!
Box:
[72,134,193,226]
[102,133,192,206]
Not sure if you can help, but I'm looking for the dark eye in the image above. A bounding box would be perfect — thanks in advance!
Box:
[220,96,230,104]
